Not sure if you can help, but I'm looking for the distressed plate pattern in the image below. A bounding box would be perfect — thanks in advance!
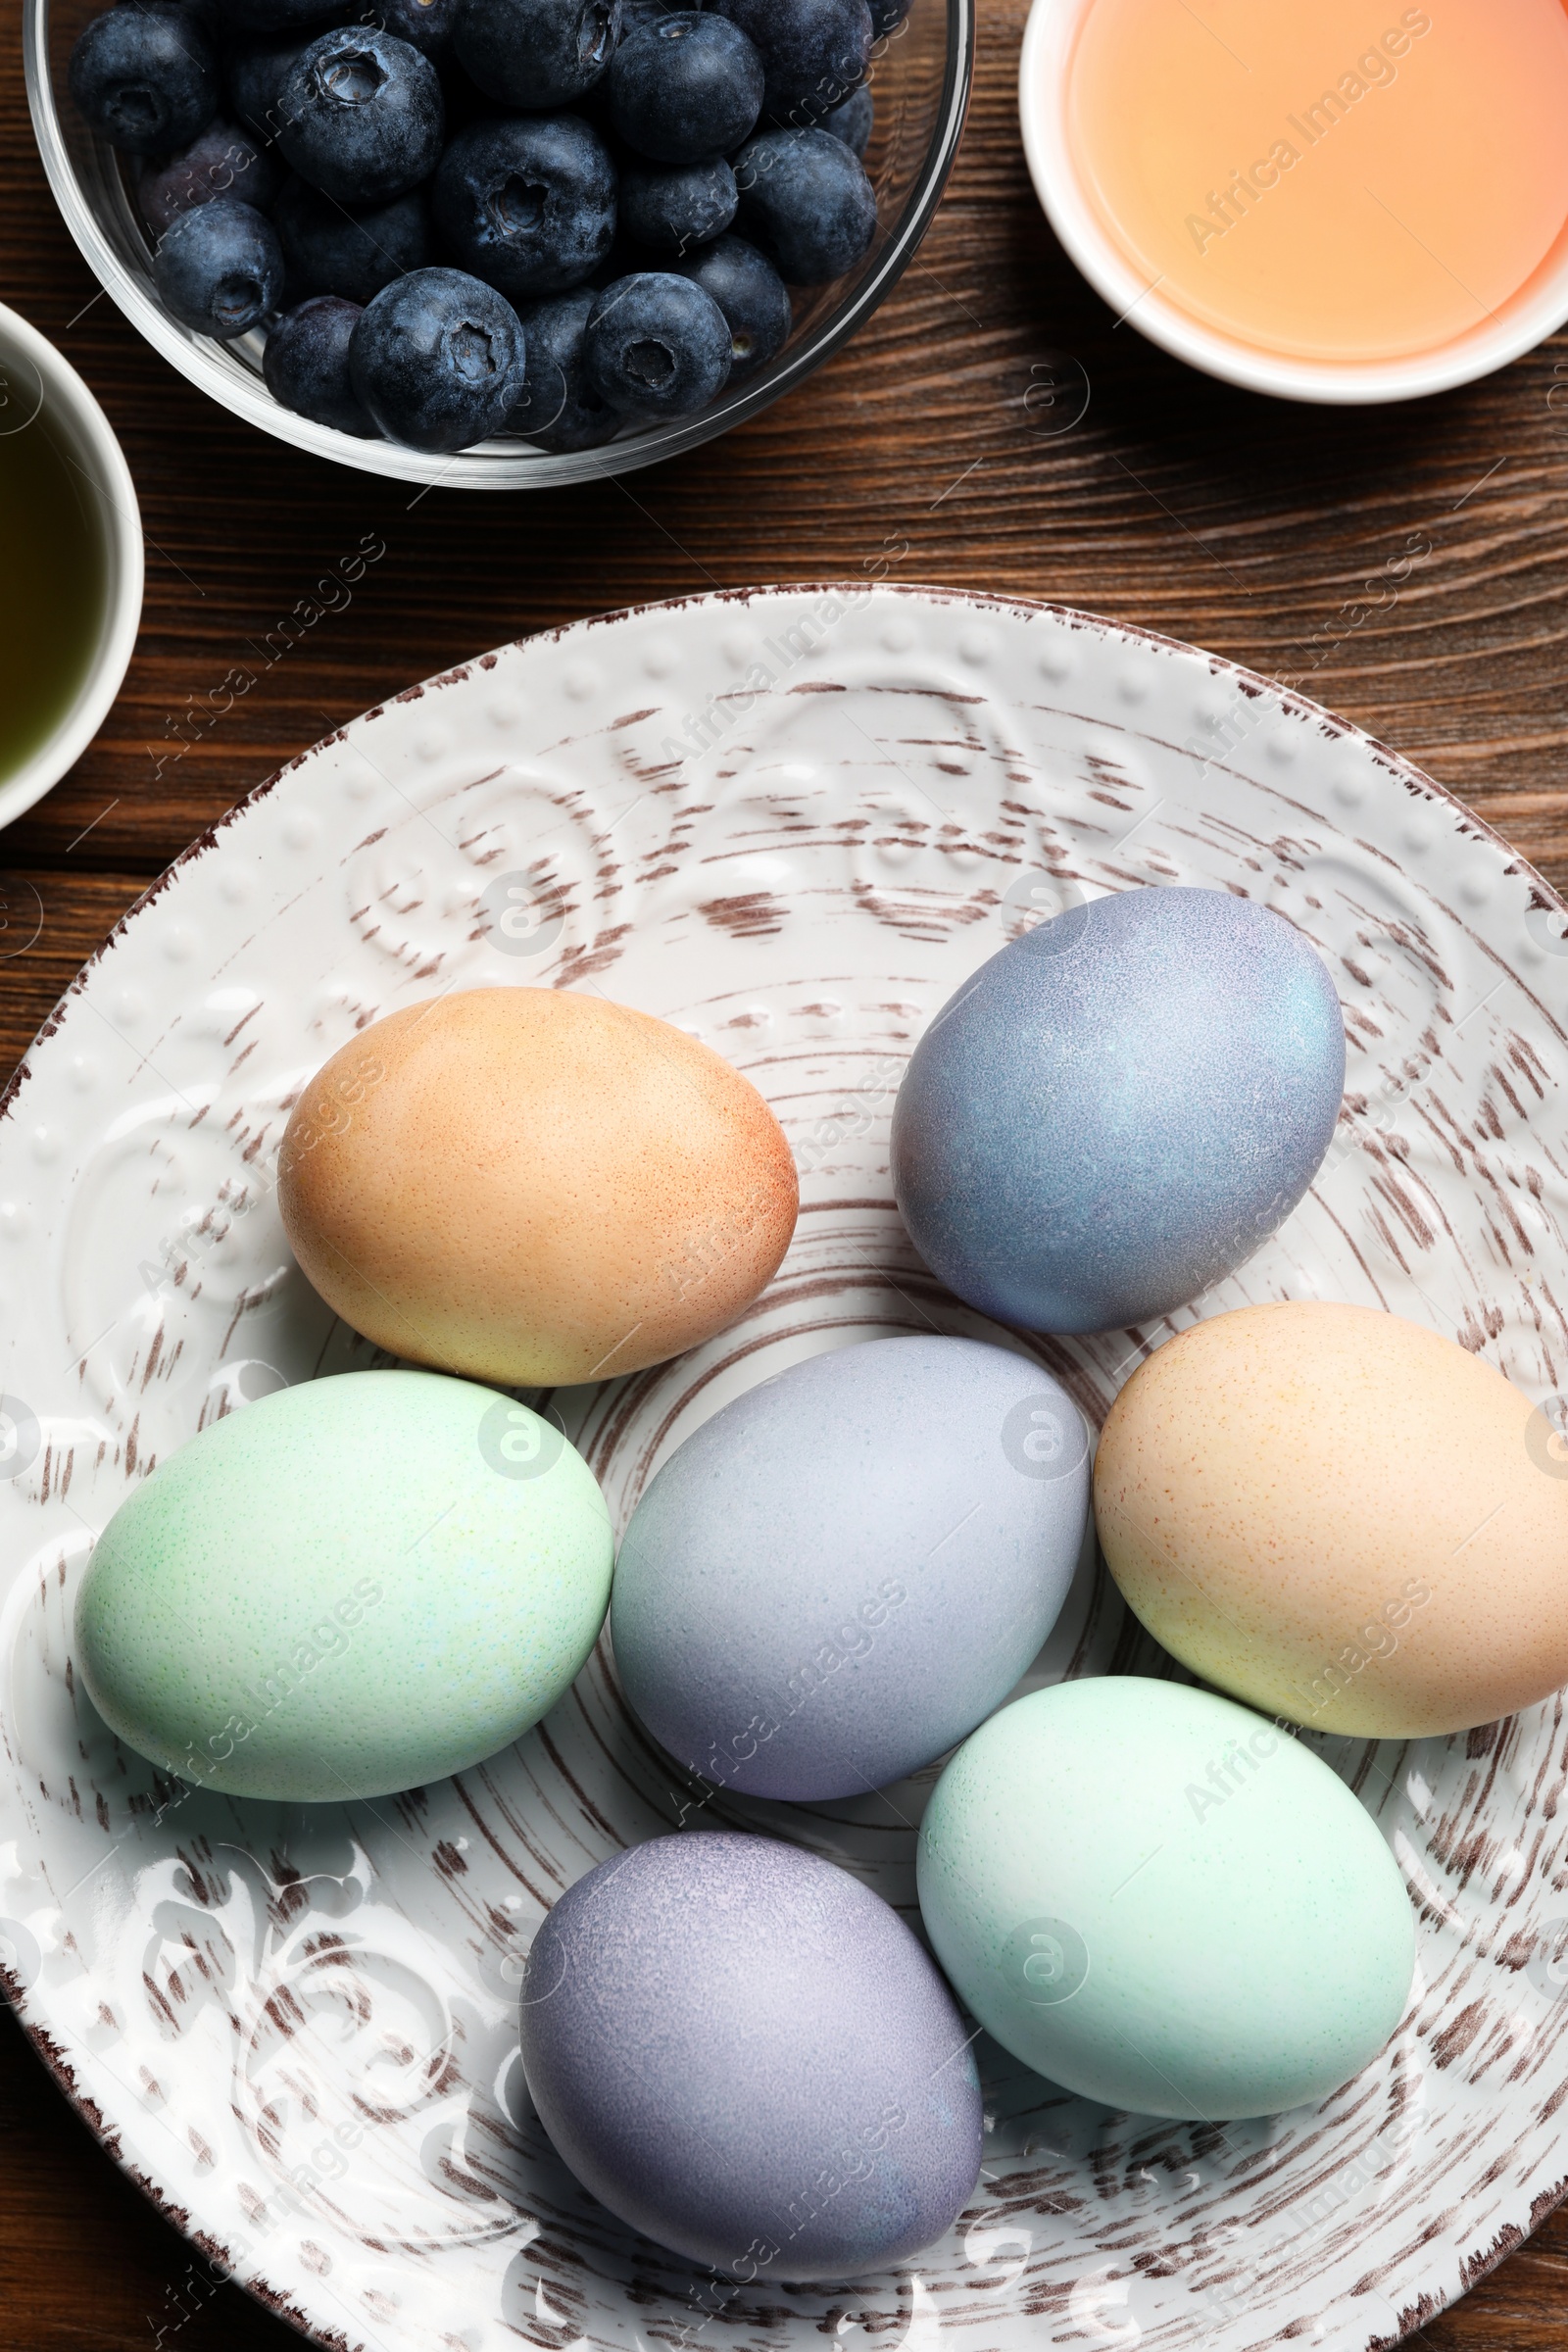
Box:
[1,584,1567,2352]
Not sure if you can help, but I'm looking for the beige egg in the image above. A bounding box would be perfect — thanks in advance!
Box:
[1095,1301,1568,1738]
[278,988,799,1387]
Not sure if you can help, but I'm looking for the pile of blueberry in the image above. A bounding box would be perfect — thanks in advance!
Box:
[68,0,901,455]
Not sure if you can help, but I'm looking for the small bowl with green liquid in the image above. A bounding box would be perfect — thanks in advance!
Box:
[0,302,141,829]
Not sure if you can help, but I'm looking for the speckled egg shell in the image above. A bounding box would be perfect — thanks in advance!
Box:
[520,1831,983,2278]
[890,886,1345,1334]
[1096,1299,1568,1737]
[917,1678,1415,2122]
[610,1336,1090,1800]
[74,1369,613,1801]
[277,987,799,1388]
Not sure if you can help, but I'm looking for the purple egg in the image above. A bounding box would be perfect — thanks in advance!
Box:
[519,1832,983,2280]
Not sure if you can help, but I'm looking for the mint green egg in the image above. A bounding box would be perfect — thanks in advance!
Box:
[917,1677,1414,2120]
[75,1370,612,1803]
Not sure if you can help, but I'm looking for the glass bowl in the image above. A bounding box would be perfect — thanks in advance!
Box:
[24,0,972,488]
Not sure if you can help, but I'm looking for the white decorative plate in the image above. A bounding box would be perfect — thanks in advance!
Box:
[3,584,1567,2352]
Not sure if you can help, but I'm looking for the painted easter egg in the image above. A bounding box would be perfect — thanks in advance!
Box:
[610,1336,1090,1800]
[917,1677,1414,2120]
[1096,1300,1568,1737]
[890,886,1345,1334]
[74,1368,612,1801]
[520,1831,983,2278]
[277,986,799,1387]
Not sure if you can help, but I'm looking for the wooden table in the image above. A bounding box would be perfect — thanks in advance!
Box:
[4,0,1568,2336]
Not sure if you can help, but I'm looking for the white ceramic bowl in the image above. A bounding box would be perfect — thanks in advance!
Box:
[0,301,142,830]
[1018,0,1568,405]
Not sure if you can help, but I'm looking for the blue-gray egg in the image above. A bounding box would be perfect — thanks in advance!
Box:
[610,1336,1089,1800]
[890,886,1345,1334]
[520,1832,983,2278]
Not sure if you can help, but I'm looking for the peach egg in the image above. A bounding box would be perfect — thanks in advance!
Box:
[277,987,798,1386]
[1095,1300,1568,1739]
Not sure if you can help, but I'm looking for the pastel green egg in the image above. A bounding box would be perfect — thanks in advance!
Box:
[74,1369,612,1802]
[917,1677,1414,2121]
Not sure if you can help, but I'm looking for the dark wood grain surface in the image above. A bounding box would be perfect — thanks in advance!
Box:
[4,0,1568,2336]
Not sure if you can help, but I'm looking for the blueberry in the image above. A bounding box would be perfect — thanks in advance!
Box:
[432,115,614,300]
[619,158,735,255]
[733,125,874,282]
[224,31,316,142]
[673,231,788,380]
[220,0,339,31]
[153,195,284,333]
[510,287,619,448]
[868,0,908,33]
[824,81,871,157]
[357,0,460,56]
[583,270,730,418]
[349,265,526,448]
[69,5,219,155]
[264,294,376,431]
[276,27,444,202]
[172,0,225,40]
[709,0,870,127]
[135,118,281,231]
[453,0,619,111]
[607,15,762,165]
[275,175,433,301]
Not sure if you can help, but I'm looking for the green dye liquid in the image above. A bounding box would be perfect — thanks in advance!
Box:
[0,406,110,783]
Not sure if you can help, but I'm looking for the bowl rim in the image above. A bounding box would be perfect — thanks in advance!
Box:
[0,299,143,833]
[24,0,974,488]
[1017,0,1568,407]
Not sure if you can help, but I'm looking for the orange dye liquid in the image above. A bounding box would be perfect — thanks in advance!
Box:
[1063,0,1568,362]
